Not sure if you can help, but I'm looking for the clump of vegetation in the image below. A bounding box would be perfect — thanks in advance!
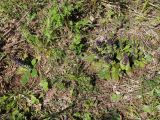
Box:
[0,91,44,120]
[89,37,149,80]
[15,58,39,85]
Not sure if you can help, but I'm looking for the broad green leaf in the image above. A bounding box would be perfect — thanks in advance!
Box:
[30,95,39,104]
[31,69,38,78]
[123,45,131,52]
[84,113,91,120]
[74,112,81,118]
[98,68,111,80]
[31,59,37,66]
[21,72,30,85]
[125,63,131,73]
[39,79,48,91]
[111,66,119,80]
[73,34,81,44]
[120,60,126,70]
[116,52,122,60]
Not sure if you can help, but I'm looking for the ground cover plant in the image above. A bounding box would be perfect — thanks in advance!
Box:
[88,37,150,80]
[0,0,160,120]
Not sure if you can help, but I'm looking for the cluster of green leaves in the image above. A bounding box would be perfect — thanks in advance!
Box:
[90,38,150,80]
[43,0,89,54]
[67,73,94,93]
[16,58,38,85]
[0,92,42,120]
[70,19,89,55]
[21,0,89,55]
[42,0,73,45]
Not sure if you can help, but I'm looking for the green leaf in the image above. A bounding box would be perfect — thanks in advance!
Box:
[111,66,119,80]
[154,88,160,96]
[11,109,19,120]
[39,79,48,91]
[31,68,38,78]
[116,52,122,60]
[139,61,145,67]
[74,112,81,118]
[0,95,7,104]
[111,93,122,102]
[123,45,131,52]
[21,71,30,85]
[73,33,81,44]
[98,68,111,80]
[125,63,131,72]
[31,59,37,66]
[142,105,152,113]
[120,60,126,70]
[30,95,39,104]
[145,54,153,62]
[84,113,91,120]
[84,54,96,62]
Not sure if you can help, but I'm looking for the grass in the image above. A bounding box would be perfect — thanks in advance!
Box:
[0,0,160,119]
